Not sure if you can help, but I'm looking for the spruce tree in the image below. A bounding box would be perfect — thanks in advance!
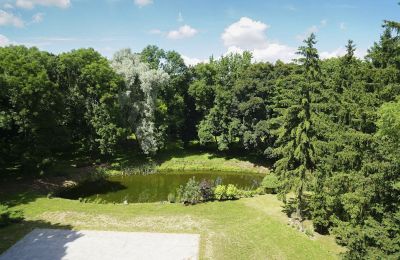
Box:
[274,33,320,221]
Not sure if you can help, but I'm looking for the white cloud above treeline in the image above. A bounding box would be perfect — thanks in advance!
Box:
[182,55,206,66]
[0,9,24,27]
[15,0,70,9]
[222,17,270,49]
[221,17,297,63]
[167,25,198,39]
[0,34,10,46]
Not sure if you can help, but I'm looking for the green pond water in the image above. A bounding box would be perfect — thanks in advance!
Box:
[58,171,265,203]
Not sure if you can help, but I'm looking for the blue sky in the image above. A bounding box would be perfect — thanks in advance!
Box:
[0,0,399,64]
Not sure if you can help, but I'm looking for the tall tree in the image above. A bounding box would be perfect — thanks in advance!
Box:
[140,46,192,142]
[57,48,124,155]
[0,46,63,172]
[111,49,169,154]
[273,34,320,221]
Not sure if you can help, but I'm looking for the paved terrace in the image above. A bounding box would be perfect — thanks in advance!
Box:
[0,229,200,260]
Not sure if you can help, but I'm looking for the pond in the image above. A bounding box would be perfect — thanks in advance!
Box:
[58,171,265,203]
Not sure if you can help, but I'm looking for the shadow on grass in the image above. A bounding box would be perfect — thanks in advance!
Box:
[281,195,312,220]
[0,219,78,259]
[0,191,43,208]
[57,179,127,200]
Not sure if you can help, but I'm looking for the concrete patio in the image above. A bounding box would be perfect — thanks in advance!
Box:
[0,229,200,260]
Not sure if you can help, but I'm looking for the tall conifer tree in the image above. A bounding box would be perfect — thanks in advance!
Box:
[274,33,320,221]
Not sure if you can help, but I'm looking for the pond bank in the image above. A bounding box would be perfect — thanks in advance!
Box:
[0,149,269,200]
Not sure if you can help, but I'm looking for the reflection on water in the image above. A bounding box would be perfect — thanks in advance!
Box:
[58,171,265,203]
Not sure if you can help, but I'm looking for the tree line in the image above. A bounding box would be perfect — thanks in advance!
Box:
[1,11,399,259]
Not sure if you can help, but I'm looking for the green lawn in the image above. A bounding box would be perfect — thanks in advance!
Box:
[106,143,269,175]
[0,146,342,259]
[0,194,342,259]
[157,152,268,173]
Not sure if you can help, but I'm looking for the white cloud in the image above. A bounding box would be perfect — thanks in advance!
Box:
[16,0,70,9]
[167,25,198,39]
[0,34,10,46]
[133,0,152,7]
[253,43,297,63]
[31,12,44,23]
[320,47,346,59]
[0,9,24,27]
[340,22,346,30]
[226,44,297,63]
[3,3,14,9]
[320,47,366,60]
[226,45,244,55]
[222,17,296,63]
[221,17,269,49]
[182,55,204,66]
[296,20,327,41]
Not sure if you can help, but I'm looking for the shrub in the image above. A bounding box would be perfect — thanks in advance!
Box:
[226,184,239,200]
[261,174,280,194]
[214,185,227,200]
[238,189,254,198]
[255,187,265,195]
[177,177,201,205]
[199,179,214,201]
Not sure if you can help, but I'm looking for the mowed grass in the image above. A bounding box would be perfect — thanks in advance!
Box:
[157,152,268,173]
[0,194,342,259]
[107,143,270,175]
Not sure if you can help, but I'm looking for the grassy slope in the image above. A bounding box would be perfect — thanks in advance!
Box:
[0,194,342,259]
[107,144,269,175]
[157,152,268,173]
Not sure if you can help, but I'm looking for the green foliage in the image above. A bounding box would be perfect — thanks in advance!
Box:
[112,48,169,155]
[377,98,400,145]
[0,204,23,228]
[237,189,256,198]
[226,184,239,200]
[273,33,319,220]
[214,185,227,200]
[0,46,63,171]
[1,9,400,257]
[140,45,194,142]
[261,174,280,194]
[57,48,124,155]
[177,177,201,205]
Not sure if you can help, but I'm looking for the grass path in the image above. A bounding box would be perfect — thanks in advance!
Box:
[1,194,342,259]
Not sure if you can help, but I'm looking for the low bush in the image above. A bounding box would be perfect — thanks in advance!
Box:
[177,177,201,205]
[261,174,280,194]
[214,185,227,200]
[199,179,214,201]
[238,189,255,198]
[226,184,239,200]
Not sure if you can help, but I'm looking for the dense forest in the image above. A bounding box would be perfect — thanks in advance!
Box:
[1,9,399,259]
